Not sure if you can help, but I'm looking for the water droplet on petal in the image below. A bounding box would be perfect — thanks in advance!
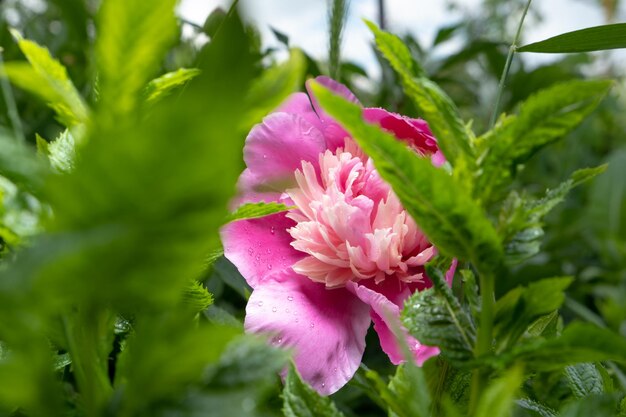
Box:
[277,338,282,344]
[287,296,293,301]
[321,383,326,388]
[255,254,261,261]
[263,154,268,159]
[309,321,315,328]
[267,264,273,270]
[257,301,264,306]
[248,247,254,256]
[266,248,272,254]
[270,226,275,235]
[285,308,290,313]
[272,307,277,312]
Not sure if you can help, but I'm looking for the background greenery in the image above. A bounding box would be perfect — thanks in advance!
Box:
[0,0,625,416]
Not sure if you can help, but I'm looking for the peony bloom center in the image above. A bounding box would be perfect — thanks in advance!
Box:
[286,139,435,288]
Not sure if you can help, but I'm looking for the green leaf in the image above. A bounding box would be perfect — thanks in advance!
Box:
[205,336,288,388]
[181,280,214,312]
[558,394,620,417]
[226,202,292,223]
[494,277,573,349]
[144,68,201,105]
[476,80,611,203]
[495,323,626,370]
[114,319,240,415]
[587,149,626,262]
[474,365,524,417]
[387,364,432,417]
[2,41,88,128]
[366,20,473,166]
[242,48,306,130]
[403,265,476,364]
[271,26,290,47]
[283,364,345,417]
[203,7,228,38]
[0,133,49,195]
[498,165,607,263]
[311,81,503,276]
[41,129,77,173]
[516,398,557,417]
[564,363,604,398]
[95,0,179,118]
[518,23,626,53]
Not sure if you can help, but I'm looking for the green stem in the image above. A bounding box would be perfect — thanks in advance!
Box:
[489,0,533,128]
[0,49,25,142]
[469,272,495,413]
[63,309,113,416]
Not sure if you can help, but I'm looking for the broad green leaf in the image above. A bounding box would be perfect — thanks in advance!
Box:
[226,201,292,223]
[3,35,88,127]
[242,48,306,130]
[366,20,473,165]
[564,363,604,398]
[518,23,626,53]
[283,364,345,417]
[476,80,612,204]
[403,265,476,364]
[494,277,573,349]
[96,0,179,118]
[498,165,607,263]
[311,81,503,276]
[144,68,201,105]
[474,365,524,417]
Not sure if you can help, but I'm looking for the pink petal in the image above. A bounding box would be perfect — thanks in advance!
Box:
[277,92,325,133]
[245,269,371,395]
[306,76,361,151]
[345,279,439,365]
[244,112,326,188]
[221,213,304,289]
[363,108,439,154]
[445,258,458,286]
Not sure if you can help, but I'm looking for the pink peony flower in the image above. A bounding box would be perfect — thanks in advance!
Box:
[221,76,456,395]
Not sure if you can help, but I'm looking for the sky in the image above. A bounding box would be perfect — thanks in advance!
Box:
[178,0,625,79]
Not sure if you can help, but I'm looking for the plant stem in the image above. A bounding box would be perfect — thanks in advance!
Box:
[328,0,350,80]
[0,49,26,142]
[488,0,533,128]
[469,272,495,413]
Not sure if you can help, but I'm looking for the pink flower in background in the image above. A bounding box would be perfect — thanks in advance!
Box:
[221,76,456,395]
